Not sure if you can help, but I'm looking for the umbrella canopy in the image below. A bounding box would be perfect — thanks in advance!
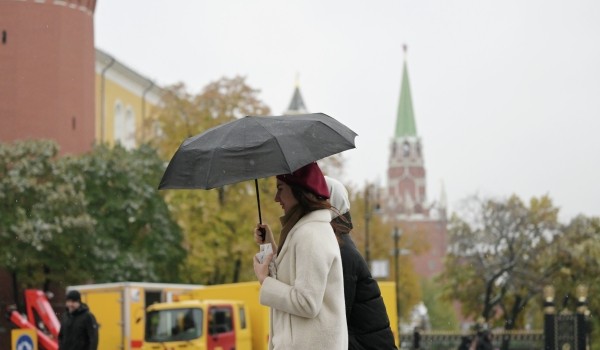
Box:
[158,113,357,190]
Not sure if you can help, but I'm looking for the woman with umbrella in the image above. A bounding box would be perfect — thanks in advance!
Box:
[253,162,348,349]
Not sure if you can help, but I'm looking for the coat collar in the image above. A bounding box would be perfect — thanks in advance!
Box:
[275,209,331,263]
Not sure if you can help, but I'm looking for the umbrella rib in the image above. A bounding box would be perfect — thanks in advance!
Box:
[254,115,356,173]
[277,117,353,167]
[310,119,357,152]
[251,117,295,172]
[204,120,239,189]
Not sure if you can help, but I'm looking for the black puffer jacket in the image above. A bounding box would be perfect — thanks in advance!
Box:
[340,233,398,350]
[58,303,99,350]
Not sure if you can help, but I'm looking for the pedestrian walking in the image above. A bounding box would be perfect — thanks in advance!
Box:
[476,330,494,350]
[58,290,98,350]
[413,326,422,349]
[326,176,398,350]
[457,335,474,350]
[253,162,348,349]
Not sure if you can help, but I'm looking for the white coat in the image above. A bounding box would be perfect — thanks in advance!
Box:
[260,209,348,349]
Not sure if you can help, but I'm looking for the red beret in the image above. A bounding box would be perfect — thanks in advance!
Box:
[276,162,330,199]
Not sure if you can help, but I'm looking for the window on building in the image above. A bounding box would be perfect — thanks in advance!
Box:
[403,141,410,157]
[123,107,136,149]
[114,101,124,144]
[114,102,136,149]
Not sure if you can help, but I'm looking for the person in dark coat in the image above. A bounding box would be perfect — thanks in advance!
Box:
[58,290,99,350]
[457,335,474,350]
[326,176,398,350]
[476,330,494,350]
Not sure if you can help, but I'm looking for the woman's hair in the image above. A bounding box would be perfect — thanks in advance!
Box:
[290,183,331,215]
[289,183,353,244]
[331,212,352,237]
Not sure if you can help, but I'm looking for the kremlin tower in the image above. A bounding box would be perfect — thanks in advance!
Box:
[385,47,448,279]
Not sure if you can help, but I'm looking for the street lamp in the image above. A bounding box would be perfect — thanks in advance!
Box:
[392,227,402,333]
[364,183,380,267]
[391,227,410,338]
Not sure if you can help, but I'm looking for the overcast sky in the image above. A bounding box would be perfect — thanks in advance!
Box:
[95,0,600,222]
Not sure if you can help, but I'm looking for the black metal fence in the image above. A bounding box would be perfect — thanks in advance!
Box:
[399,330,544,350]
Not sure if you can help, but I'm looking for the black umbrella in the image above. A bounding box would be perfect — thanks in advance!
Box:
[159,112,357,225]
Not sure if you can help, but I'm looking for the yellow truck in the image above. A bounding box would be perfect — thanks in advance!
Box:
[67,282,202,350]
[143,281,268,350]
[379,281,399,343]
[144,298,253,350]
[141,281,399,350]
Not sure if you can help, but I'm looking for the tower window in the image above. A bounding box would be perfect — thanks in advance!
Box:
[402,141,410,157]
[2,31,6,44]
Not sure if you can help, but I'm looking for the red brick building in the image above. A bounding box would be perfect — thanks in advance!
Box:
[0,0,97,155]
[385,50,448,280]
[0,1,97,347]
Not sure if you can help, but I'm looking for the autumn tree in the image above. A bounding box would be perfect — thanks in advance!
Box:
[0,140,96,299]
[147,76,284,284]
[440,195,563,349]
[551,215,600,304]
[146,77,270,159]
[548,215,600,350]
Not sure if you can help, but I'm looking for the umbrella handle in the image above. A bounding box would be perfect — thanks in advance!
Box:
[255,179,266,241]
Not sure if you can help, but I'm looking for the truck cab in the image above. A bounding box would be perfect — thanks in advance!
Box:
[143,299,251,350]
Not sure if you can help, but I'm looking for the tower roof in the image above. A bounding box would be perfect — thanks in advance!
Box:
[285,85,308,115]
[394,60,417,138]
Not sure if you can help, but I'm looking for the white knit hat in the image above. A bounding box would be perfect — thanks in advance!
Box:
[324,176,350,219]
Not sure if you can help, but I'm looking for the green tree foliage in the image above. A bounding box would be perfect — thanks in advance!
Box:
[147,76,282,284]
[440,195,562,333]
[1,140,185,297]
[66,144,186,282]
[0,140,96,290]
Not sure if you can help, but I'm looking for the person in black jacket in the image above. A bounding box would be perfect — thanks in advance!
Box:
[326,176,398,350]
[476,330,494,350]
[457,335,474,350]
[58,290,99,350]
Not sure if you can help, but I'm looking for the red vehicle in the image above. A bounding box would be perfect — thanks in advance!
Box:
[8,289,60,350]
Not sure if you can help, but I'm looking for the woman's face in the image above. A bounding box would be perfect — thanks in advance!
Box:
[275,179,298,214]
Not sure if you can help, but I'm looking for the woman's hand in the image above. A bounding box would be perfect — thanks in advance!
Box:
[254,252,274,285]
[254,223,278,252]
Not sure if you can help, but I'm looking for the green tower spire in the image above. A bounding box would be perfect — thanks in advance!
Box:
[394,48,417,138]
